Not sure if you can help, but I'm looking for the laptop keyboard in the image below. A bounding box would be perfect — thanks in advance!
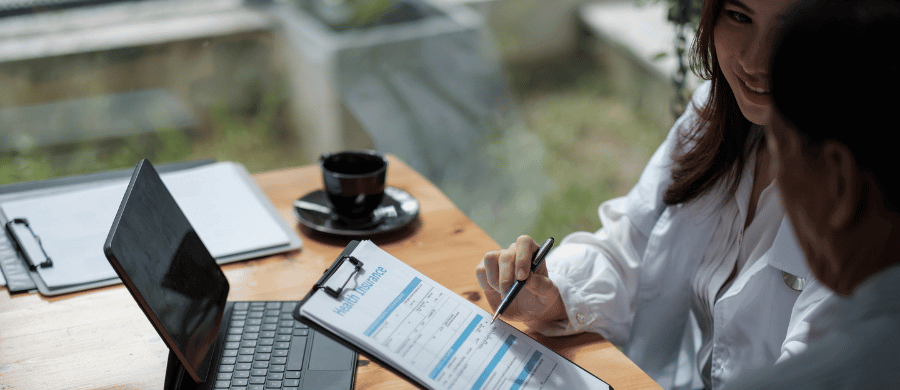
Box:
[215,302,308,390]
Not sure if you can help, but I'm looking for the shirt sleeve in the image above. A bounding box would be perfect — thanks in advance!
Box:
[536,200,647,345]
[532,82,712,346]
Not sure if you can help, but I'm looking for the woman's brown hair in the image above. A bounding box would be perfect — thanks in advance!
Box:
[662,0,757,205]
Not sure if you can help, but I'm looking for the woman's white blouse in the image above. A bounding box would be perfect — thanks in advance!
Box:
[533,82,836,389]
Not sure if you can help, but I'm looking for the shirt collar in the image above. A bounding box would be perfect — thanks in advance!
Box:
[765,216,813,279]
[734,129,768,223]
[734,151,755,223]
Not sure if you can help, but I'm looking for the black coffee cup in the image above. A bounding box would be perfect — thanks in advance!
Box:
[320,150,388,222]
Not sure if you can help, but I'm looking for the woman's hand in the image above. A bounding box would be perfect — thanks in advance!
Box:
[475,235,566,324]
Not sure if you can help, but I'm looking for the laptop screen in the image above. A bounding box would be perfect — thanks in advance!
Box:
[104,159,229,383]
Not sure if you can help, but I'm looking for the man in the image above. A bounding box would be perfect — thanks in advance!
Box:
[724,0,900,387]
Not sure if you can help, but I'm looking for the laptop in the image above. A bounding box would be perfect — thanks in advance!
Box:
[103,159,357,390]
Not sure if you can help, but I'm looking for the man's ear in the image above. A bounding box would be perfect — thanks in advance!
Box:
[822,141,862,230]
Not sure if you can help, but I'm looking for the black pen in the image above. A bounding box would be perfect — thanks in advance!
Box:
[491,237,554,324]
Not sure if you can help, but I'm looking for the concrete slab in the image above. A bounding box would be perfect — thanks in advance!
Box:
[0,0,273,63]
[579,0,701,129]
[579,0,699,88]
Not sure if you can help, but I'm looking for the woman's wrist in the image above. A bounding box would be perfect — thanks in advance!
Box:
[524,294,568,328]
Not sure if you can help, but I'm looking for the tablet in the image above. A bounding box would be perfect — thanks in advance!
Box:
[104,159,228,383]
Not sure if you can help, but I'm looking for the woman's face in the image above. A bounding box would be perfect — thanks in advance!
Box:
[714,0,802,125]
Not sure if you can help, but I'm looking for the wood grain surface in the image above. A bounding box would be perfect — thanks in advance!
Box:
[0,155,660,390]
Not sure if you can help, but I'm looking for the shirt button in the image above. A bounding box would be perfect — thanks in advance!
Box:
[576,313,586,324]
[783,271,806,291]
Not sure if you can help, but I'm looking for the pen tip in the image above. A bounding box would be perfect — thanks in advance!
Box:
[490,312,499,324]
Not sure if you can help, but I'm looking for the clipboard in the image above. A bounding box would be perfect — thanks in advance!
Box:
[294,240,431,389]
[0,159,303,296]
[0,159,214,293]
[293,240,614,390]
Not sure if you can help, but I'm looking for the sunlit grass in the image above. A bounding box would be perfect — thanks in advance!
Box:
[0,88,299,186]
[506,53,666,243]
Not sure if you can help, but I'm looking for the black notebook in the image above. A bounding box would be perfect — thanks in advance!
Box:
[103,159,356,390]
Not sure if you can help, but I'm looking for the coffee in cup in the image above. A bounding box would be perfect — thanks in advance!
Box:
[320,150,388,222]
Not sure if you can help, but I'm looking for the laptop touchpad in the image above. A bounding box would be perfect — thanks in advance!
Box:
[308,332,355,371]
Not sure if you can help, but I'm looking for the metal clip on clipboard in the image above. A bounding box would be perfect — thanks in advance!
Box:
[5,218,54,270]
[316,255,364,298]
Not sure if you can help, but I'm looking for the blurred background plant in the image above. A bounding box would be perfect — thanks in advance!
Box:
[650,0,702,27]
[0,0,684,245]
[509,52,665,241]
[302,0,435,30]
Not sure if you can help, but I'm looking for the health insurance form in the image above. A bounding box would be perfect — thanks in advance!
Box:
[297,240,611,390]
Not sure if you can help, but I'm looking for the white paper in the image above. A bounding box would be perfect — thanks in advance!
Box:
[0,162,290,288]
[300,241,610,390]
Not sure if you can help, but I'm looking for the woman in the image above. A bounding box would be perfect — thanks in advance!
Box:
[475,0,836,388]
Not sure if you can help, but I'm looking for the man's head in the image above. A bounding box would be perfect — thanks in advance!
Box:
[767,0,900,295]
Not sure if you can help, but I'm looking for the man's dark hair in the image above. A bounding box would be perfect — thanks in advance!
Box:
[771,0,900,212]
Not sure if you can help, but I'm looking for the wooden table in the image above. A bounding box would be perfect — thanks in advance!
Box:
[0,156,660,390]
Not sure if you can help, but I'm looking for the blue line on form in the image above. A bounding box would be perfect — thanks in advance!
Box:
[470,334,517,390]
[364,277,422,337]
[429,315,483,380]
[509,350,543,390]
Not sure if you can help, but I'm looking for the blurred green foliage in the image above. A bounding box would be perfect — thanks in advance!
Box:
[509,53,666,243]
[639,0,703,27]
[0,86,299,186]
[347,0,399,27]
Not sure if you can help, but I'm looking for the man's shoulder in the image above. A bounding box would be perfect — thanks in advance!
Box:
[724,310,900,390]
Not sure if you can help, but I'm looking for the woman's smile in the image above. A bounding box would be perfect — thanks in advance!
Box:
[742,78,769,94]
[736,71,772,108]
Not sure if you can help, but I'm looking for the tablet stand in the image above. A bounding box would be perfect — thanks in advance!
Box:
[164,350,202,390]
